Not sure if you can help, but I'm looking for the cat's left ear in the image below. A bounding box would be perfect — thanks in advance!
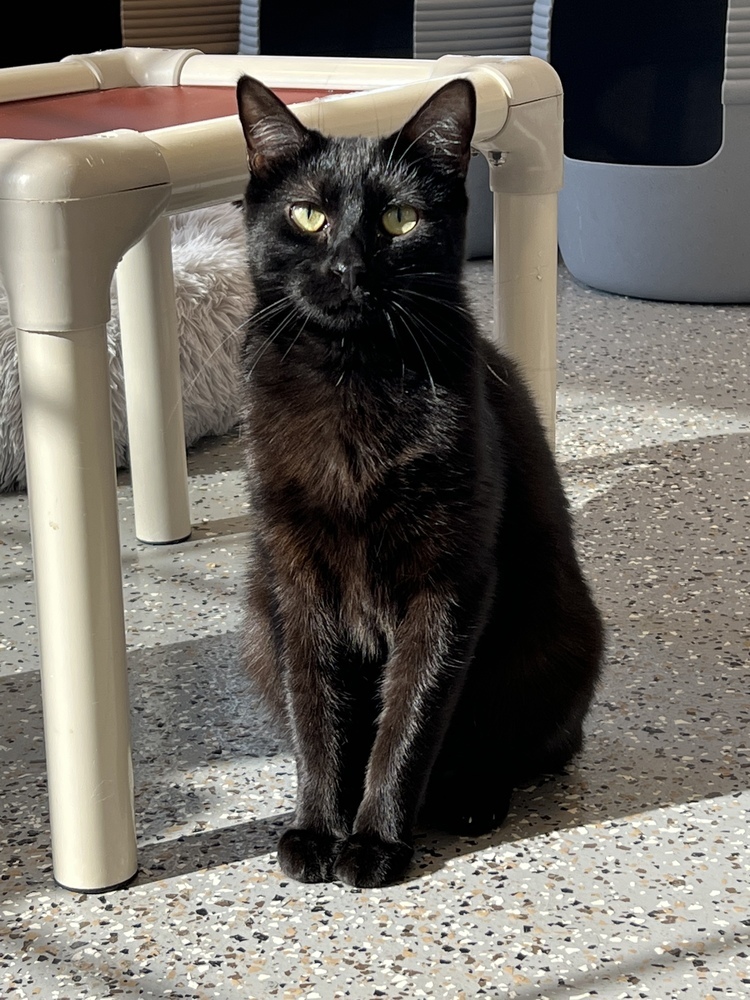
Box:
[388,79,476,178]
[237,75,310,179]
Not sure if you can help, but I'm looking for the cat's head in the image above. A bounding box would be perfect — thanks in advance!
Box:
[236,75,476,344]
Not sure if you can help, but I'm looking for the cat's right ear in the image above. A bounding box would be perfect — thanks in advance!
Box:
[237,75,310,179]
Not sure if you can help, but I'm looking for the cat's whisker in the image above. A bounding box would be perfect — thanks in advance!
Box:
[246,303,301,375]
[383,310,407,390]
[485,363,508,386]
[399,306,452,349]
[391,292,470,366]
[393,275,475,306]
[279,316,310,365]
[392,268,453,283]
[250,294,296,326]
[390,300,437,396]
[245,324,287,374]
[158,313,249,436]
[244,303,297,370]
[393,267,470,294]
[401,311,464,368]
[392,267,459,281]
[258,307,299,346]
[394,287,472,322]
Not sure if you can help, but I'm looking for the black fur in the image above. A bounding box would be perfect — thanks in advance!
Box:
[236,76,604,888]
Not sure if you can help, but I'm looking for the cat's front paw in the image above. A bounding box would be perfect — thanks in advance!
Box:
[334,834,413,888]
[277,828,343,883]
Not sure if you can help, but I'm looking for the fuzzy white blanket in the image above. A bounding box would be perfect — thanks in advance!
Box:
[0,204,252,492]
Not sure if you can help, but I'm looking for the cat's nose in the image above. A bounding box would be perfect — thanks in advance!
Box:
[331,258,365,293]
[330,237,366,293]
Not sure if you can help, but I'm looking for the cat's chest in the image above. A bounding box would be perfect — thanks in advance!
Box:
[248,374,453,510]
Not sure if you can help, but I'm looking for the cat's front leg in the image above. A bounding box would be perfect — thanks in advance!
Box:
[276,615,359,884]
[334,591,478,888]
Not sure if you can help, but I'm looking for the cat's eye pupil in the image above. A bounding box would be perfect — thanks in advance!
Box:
[290,203,327,233]
[382,205,418,236]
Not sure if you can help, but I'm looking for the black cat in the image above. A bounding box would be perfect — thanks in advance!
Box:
[236,75,603,889]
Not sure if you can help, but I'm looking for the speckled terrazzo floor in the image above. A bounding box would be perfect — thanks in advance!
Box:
[1,264,749,999]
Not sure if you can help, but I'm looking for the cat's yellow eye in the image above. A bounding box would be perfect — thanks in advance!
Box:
[382,205,419,236]
[290,203,327,233]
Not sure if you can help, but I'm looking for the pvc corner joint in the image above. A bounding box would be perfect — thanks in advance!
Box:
[62,46,204,89]
[0,132,171,332]
[433,55,564,196]
[0,129,170,202]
